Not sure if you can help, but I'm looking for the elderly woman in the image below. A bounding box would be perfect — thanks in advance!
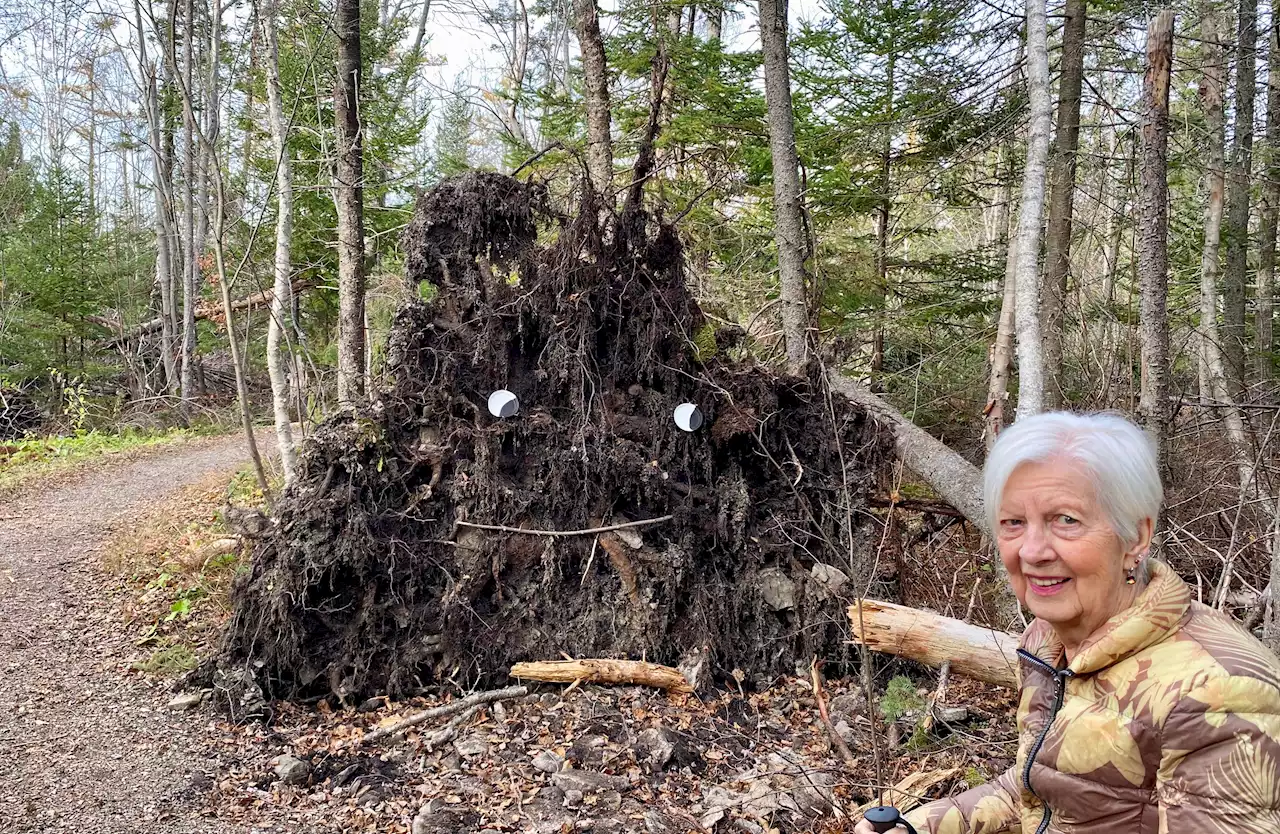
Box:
[855,411,1280,834]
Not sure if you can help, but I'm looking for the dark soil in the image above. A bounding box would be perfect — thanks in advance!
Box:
[210,173,893,706]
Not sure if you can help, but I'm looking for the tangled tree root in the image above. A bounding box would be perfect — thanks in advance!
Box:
[206,173,892,707]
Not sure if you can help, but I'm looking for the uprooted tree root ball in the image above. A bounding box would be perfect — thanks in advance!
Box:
[205,173,893,709]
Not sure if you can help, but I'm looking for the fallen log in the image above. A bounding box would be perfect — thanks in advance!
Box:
[848,600,1019,689]
[828,373,984,530]
[105,277,311,347]
[511,659,693,694]
[855,768,961,819]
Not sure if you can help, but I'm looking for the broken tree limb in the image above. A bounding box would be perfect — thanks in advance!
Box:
[855,768,961,819]
[511,659,693,693]
[828,372,984,530]
[105,278,312,347]
[358,685,527,745]
[848,600,1019,689]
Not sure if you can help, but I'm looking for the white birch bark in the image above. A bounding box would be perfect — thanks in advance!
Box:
[263,0,298,487]
[1012,0,1051,419]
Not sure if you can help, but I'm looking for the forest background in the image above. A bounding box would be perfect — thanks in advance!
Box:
[2,0,1279,639]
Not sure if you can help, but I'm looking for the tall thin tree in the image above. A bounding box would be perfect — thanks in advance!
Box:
[1013,0,1052,418]
[1138,10,1174,459]
[263,0,298,486]
[759,0,809,374]
[1041,0,1086,409]
[1223,0,1257,392]
[1259,21,1280,383]
[335,0,367,407]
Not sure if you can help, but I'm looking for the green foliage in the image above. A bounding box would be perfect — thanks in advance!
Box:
[880,674,925,722]
[964,766,986,788]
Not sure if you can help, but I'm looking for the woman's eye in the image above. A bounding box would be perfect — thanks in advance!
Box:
[999,518,1023,530]
[1057,515,1079,525]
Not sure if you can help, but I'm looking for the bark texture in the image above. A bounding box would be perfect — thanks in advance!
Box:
[848,600,1019,689]
[1137,10,1174,458]
[335,0,366,407]
[263,0,298,487]
[1040,0,1086,409]
[759,0,810,374]
[1260,22,1280,382]
[1200,11,1256,494]
[1012,0,1052,418]
[574,0,613,201]
[1223,0,1257,392]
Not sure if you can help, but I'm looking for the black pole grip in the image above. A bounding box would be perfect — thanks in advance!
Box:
[863,805,919,834]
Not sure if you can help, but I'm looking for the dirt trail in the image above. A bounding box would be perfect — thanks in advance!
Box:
[0,433,266,833]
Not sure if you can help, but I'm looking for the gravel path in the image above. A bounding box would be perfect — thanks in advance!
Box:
[0,433,267,833]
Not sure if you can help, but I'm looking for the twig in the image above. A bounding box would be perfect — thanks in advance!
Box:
[357,685,527,745]
[810,657,859,771]
[424,704,483,752]
[456,515,673,538]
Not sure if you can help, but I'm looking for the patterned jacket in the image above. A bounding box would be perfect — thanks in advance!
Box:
[903,560,1280,833]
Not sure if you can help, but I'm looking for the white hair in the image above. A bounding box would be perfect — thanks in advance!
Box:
[983,412,1163,552]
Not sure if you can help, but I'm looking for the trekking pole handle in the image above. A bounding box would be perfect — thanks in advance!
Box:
[863,805,919,834]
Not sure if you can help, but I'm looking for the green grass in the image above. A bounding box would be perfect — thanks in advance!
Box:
[0,427,199,493]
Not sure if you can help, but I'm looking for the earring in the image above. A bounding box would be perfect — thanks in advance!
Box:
[1125,566,1137,585]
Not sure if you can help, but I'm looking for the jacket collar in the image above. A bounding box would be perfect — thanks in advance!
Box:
[1019,560,1191,677]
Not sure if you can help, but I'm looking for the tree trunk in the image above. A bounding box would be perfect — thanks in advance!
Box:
[759,0,809,375]
[135,0,179,395]
[1137,10,1174,460]
[985,143,1017,449]
[871,55,894,381]
[1040,0,1086,410]
[1223,0,1257,394]
[1200,9,1257,494]
[828,373,984,529]
[848,600,1019,689]
[1013,0,1052,418]
[574,0,613,201]
[335,0,366,407]
[179,0,197,412]
[1259,21,1280,383]
[263,0,298,487]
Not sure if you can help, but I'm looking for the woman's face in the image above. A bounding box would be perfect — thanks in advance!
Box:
[996,459,1151,651]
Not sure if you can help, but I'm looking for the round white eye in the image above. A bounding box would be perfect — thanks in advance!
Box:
[673,403,703,432]
[487,389,520,418]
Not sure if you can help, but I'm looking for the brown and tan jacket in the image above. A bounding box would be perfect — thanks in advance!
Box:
[903,561,1280,833]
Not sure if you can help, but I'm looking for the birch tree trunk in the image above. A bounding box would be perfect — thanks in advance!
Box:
[1259,22,1280,383]
[1013,0,1052,419]
[1200,10,1257,494]
[759,0,810,375]
[335,0,367,407]
[1040,0,1086,410]
[263,0,298,487]
[1223,0,1257,393]
[1137,10,1174,460]
[574,0,613,202]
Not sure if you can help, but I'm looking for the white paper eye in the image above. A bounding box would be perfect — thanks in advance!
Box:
[488,389,520,418]
[673,403,703,432]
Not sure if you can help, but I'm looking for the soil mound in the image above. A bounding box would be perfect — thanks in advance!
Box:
[210,173,891,705]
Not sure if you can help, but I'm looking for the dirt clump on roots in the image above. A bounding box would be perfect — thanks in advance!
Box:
[207,173,892,708]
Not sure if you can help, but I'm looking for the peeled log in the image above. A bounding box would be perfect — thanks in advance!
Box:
[849,600,1019,689]
[511,659,693,693]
